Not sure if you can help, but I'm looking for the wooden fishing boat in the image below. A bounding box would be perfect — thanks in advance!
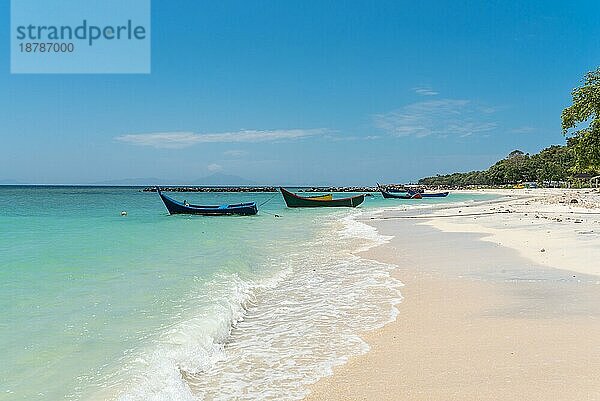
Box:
[407,190,449,198]
[380,190,422,199]
[280,187,364,208]
[156,188,258,215]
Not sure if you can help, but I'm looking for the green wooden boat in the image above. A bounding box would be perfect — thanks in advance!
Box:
[280,187,365,208]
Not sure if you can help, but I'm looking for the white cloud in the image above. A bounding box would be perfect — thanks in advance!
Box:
[510,126,536,134]
[207,163,222,172]
[223,149,248,157]
[413,87,439,96]
[373,99,498,138]
[116,128,327,149]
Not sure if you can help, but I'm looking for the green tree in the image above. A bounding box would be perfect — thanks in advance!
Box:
[529,145,574,182]
[507,149,525,159]
[418,145,575,186]
[486,151,533,184]
[561,67,600,172]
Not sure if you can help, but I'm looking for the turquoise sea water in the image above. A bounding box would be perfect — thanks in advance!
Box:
[0,187,492,401]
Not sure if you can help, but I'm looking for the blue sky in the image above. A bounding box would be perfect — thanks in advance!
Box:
[1,0,599,185]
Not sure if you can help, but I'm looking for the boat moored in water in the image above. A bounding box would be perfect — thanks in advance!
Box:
[377,183,449,199]
[380,190,422,199]
[407,190,449,198]
[156,187,258,216]
[280,187,364,208]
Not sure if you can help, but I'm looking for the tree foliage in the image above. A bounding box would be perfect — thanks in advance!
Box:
[561,67,600,171]
[530,145,574,182]
[420,67,599,187]
[418,146,575,186]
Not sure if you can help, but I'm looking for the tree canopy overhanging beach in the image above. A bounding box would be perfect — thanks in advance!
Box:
[562,67,600,173]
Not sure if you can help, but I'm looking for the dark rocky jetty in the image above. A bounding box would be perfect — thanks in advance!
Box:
[298,186,378,192]
[144,186,277,193]
[142,184,463,193]
[143,186,380,193]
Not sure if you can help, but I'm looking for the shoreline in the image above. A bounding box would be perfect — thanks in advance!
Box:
[305,189,600,401]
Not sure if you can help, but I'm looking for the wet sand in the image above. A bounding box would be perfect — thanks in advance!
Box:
[305,193,600,401]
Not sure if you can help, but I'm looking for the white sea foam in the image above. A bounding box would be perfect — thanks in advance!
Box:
[104,211,403,401]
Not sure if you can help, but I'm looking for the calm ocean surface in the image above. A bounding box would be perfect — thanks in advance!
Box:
[0,186,494,401]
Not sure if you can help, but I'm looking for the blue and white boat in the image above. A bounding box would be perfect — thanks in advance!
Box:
[156,187,258,215]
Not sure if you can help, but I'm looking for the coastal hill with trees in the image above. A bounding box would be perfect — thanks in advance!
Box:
[419,146,576,186]
[419,67,600,187]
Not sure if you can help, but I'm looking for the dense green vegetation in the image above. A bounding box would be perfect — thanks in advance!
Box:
[420,67,600,187]
[562,67,600,172]
[419,146,576,186]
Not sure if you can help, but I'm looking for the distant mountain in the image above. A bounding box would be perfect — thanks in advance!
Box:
[191,173,257,186]
[0,179,23,185]
[91,178,166,186]
[281,180,334,187]
[92,173,257,186]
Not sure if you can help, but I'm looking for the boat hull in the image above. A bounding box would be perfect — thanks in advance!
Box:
[157,188,258,216]
[280,188,364,208]
[408,191,449,198]
[380,190,422,199]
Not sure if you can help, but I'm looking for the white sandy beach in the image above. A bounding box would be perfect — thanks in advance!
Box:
[426,189,600,276]
[305,188,600,401]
